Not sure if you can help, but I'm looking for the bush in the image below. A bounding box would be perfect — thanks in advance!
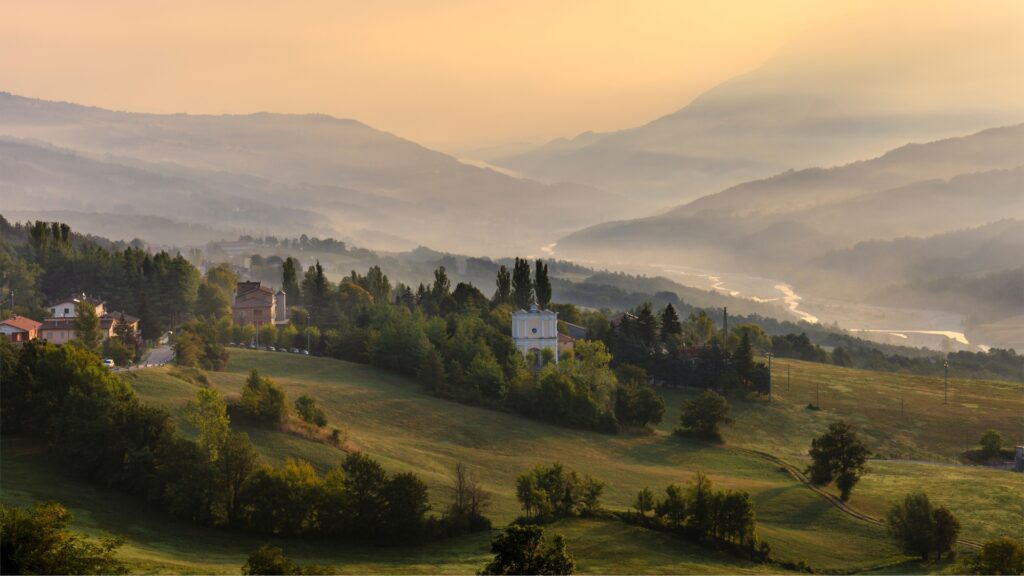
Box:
[969,537,1024,575]
[239,369,289,427]
[480,525,575,575]
[0,502,127,575]
[676,390,732,441]
[886,492,961,560]
[979,429,1004,456]
[241,544,329,575]
[295,395,327,427]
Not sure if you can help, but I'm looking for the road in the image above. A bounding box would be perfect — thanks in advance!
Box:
[141,344,174,366]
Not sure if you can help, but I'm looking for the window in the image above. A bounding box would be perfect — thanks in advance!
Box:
[64,307,70,315]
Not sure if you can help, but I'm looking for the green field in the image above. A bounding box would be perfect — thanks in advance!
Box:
[2,350,1021,573]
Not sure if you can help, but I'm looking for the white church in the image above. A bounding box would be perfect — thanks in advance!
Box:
[511,303,560,364]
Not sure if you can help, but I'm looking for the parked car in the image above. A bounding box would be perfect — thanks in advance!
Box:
[248,343,257,349]
[303,350,310,356]
[102,358,115,368]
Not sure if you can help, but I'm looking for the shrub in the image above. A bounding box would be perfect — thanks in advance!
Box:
[0,502,127,575]
[677,390,732,441]
[480,525,575,575]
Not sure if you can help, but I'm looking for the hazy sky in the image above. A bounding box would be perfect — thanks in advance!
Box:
[2,1,1021,151]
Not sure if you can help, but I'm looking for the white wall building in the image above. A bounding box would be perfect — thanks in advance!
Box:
[511,303,559,364]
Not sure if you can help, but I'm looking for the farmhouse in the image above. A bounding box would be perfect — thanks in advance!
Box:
[0,315,42,343]
[512,303,559,363]
[232,281,287,328]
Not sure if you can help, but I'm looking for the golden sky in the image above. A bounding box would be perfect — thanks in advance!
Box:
[1,1,1021,151]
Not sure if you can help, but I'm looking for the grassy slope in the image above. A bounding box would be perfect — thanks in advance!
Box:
[3,351,1021,573]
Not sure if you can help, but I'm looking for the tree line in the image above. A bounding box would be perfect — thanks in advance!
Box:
[0,339,489,542]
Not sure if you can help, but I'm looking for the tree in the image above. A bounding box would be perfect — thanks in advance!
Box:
[480,524,575,575]
[0,502,127,575]
[494,265,512,305]
[218,432,260,527]
[206,263,238,295]
[677,390,732,440]
[448,461,491,529]
[295,395,327,427]
[889,493,935,560]
[512,257,534,310]
[534,260,552,309]
[185,387,230,461]
[635,303,658,349]
[195,282,231,319]
[240,369,289,427]
[432,266,452,301]
[808,421,869,501]
[258,323,278,348]
[660,303,682,343]
[282,257,301,303]
[380,472,431,536]
[634,487,655,515]
[970,537,1024,575]
[733,331,754,381]
[932,506,960,560]
[980,429,1004,456]
[73,299,102,351]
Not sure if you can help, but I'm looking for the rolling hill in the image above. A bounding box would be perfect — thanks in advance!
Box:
[556,126,1024,295]
[0,92,633,254]
[4,349,1021,573]
[491,12,1024,207]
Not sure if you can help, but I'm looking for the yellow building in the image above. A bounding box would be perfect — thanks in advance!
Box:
[511,303,559,364]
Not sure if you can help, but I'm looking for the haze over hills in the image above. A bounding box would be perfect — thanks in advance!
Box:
[0,92,634,254]
[491,13,1024,208]
[558,125,1024,268]
[556,125,1024,348]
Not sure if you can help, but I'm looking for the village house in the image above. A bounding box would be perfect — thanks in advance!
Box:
[38,294,140,344]
[232,281,287,328]
[1,315,42,343]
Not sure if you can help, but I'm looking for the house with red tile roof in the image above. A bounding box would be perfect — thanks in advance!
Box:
[1,315,42,342]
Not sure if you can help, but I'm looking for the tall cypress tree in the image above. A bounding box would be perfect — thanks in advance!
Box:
[494,265,512,305]
[534,260,552,309]
[512,258,534,310]
[281,257,300,302]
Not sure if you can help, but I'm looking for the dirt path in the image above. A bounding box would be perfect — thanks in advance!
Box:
[732,447,984,550]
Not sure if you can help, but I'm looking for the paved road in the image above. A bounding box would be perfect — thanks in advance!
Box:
[141,344,174,366]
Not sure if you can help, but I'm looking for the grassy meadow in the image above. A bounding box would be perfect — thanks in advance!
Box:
[2,349,1021,573]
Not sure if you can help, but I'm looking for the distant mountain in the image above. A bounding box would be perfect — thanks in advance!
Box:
[0,92,635,254]
[493,17,1024,208]
[557,126,1024,272]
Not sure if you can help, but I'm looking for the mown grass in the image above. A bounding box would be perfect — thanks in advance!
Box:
[3,350,1020,573]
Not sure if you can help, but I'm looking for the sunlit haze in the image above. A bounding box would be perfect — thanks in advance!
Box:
[4,0,1020,151]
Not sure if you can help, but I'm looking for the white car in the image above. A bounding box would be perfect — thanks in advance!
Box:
[102,358,116,368]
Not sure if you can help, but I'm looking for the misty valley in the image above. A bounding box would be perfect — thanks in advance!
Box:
[1,3,1023,575]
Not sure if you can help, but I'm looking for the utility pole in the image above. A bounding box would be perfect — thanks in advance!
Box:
[944,359,949,404]
[767,352,773,402]
[722,307,728,341]
[816,381,820,409]
[787,364,791,391]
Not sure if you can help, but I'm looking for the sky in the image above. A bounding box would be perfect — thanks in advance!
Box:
[2,1,1021,152]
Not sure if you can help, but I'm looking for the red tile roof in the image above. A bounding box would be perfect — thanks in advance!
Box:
[1,315,42,332]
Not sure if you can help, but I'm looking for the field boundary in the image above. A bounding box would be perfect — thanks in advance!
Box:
[732,447,983,550]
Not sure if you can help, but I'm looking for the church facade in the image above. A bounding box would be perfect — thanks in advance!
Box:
[511,304,559,364]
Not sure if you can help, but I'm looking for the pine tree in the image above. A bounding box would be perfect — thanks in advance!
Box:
[660,303,682,342]
[73,300,102,351]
